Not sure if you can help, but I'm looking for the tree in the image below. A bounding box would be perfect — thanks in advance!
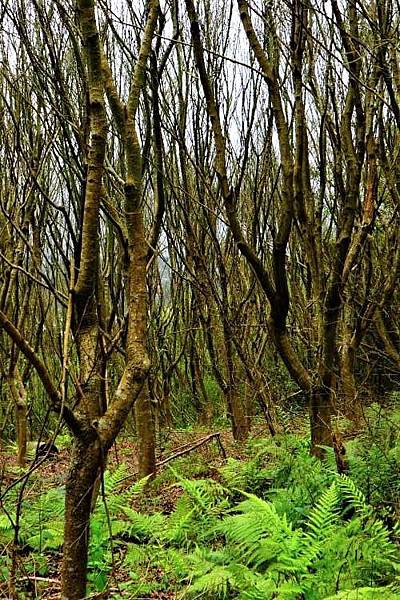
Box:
[183,0,399,456]
[0,0,159,596]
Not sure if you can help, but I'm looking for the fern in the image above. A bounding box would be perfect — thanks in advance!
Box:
[305,482,340,541]
[186,565,234,598]
[184,474,400,599]
[86,467,153,590]
[166,474,230,546]
[94,464,149,516]
[323,587,400,599]
[337,475,398,564]
[171,472,229,513]
[121,507,166,541]
[0,512,15,544]
[20,487,65,551]
[2,439,400,599]
[222,493,300,569]
[221,435,335,527]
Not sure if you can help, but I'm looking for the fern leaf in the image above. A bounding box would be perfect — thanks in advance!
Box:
[305,482,340,541]
[186,565,235,598]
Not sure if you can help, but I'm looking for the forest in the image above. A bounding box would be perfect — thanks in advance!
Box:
[0,0,399,598]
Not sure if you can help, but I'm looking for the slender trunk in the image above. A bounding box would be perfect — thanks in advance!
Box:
[340,341,361,421]
[229,387,249,441]
[135,382,156,478]
[16,396,27,468]
[224,329,249,441]
[61,439,101,600]
[220,272,249,440]
[310,386,333,458]
[161,377,173,427]
[8,370,28,467]
[196,368,212,427]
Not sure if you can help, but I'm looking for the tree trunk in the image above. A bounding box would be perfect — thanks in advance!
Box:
[61,439,101,600]
[16,395,27,468]
[229,387,249,441]
[8,370,28,467]
[340,341,361,422]
[135,382,156,478]
[223,324,249,441]
[189,340,211,426]
[310,386,333,458]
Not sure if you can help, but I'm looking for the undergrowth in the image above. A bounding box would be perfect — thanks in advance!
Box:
[2,412,400,598]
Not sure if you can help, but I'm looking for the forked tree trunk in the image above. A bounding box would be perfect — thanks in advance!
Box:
[0,2,159,598]
[61,439,101,600]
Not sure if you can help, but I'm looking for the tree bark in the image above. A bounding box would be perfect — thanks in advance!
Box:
[61,439,101,600]
[310,386,333,458]
[135,383,156,478]
[8,369,28,467]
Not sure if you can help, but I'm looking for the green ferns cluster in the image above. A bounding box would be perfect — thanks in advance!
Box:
[119,473,399,599]
[206,477,398,599]
[2,432,400,599]
[347,403,400,514]
[0,487,65,551]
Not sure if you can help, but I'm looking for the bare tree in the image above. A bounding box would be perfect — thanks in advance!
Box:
[0,0,159,596]
[183,0,399,457]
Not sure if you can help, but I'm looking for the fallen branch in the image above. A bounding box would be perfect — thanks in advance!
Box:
[157,432,226,467]
[118,432,226,484]
[18,576,59,584]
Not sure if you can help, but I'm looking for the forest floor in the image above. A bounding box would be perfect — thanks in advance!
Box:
[2,408,376,600]
[0,423,275,600]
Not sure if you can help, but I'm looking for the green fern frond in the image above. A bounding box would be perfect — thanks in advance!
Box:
[164,474,229,547]
[0,513,15,531]
[25,519,64,550]
[124,543,149,568]
[185,565,235,598]
[172,472,229,512]
[336,475,398,561]
[102,463,130,496]
[219,492,306,575]
[305,482,340,541]
[236,576,277,600]
[336,475,372,518]
[122,507,165,542]
[96,468,149,516]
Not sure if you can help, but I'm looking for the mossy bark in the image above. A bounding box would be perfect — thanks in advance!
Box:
[135,383,156,478]
[61,439,101,600]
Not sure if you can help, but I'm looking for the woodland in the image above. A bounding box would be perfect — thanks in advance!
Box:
[0,0,399,598]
